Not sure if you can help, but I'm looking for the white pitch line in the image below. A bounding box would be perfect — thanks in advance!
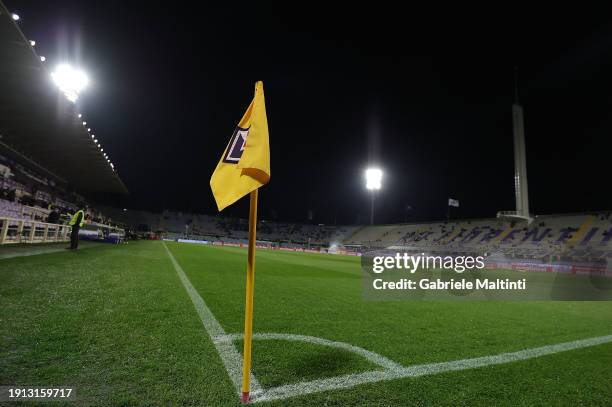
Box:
[254,333,612,403]
[162,242,263,397]
[219,333,404,371]
[164,241,612,404]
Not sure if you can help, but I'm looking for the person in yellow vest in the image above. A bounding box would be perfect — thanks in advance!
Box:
[67,208,86,250]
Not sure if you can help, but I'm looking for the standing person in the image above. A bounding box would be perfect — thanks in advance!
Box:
[47,206,60,224]
[67,208,85,250]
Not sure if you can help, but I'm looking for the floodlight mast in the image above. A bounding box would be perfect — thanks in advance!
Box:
[365,168,382,225]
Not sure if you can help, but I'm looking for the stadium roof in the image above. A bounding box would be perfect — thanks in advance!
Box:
[0,2,128,194]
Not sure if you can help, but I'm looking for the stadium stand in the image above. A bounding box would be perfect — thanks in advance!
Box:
[0,7,127,245]
[344,212,612,272]
[0,125,126,245]
[96,205,357,249]
[94,199,612,272]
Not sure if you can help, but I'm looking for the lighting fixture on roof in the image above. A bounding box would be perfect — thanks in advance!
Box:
[11,13,20,21]
[29,40,35,46]
[50,64,89,103]
[87,128,91,132]
[40,56,46,62]
[78,113,82,118]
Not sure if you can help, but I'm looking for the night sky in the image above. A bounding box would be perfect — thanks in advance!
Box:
[7,1,612,224]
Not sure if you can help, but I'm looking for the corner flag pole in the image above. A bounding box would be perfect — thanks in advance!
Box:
[241,189,258,403]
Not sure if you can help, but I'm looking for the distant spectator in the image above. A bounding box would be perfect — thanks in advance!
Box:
[47,207,60,224]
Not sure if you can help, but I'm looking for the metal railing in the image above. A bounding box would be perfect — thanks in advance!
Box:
[0,217,71,244]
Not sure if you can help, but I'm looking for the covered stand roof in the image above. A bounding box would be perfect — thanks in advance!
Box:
[0,2,128,194]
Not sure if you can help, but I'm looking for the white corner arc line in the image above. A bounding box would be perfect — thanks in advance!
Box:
[253,334,612,403]
[163,242,612,404]
[218,333,404,371]
[162,242,263,397]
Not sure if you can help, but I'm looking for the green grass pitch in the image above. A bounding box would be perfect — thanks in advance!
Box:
[1,240,612,405]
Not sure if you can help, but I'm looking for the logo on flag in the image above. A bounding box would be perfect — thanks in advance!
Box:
[223,127,250,163]
[448,198,460,207]
[210,81,270,211]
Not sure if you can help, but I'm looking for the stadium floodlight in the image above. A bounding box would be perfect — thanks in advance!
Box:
[78,113,82,118]
[50,64,89,103]
[11,13,20,21]
[40,56,46,62]
[365,168,383,190]
[29,40,35,46]
[87,128,91,132]
[365,168,383,225]
[82,121,87,125]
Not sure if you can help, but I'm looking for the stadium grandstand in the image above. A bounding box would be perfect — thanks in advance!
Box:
[345,212,612,272]
[101,205,611,273]
[0,3,125,247]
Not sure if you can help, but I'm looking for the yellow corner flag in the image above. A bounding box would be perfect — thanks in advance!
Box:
[210,81,270,211]
[210,81,269,403]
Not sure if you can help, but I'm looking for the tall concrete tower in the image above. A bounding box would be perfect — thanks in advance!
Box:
[512,102,530,219]
[498,68,531,222]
